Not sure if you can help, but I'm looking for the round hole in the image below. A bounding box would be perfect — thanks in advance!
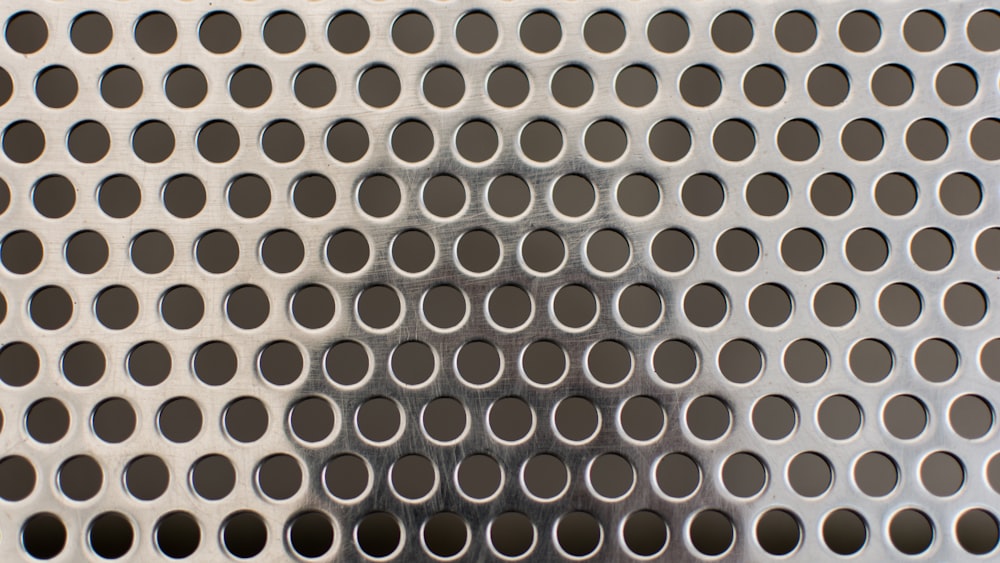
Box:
[193,340,237,387]
[685,395,731,440]
[520,340,569,387]
[158,397,202,443]
[842,119,884,161]
[654,453,700,499]
[808,64,849,106]
[840,10,881,52]
[854,451,898,497]
[263,11,305,54]
[390,340,436,387]
[31,285,74,330]
[556,512,602,558]
[327,11,369,54]
[845,228,888,272]
[552,174,596,218]
[124,455,168,501]
[356,397,402,444]
[712,11,752,53]
[683,284,727,327]
[818,395,862,440]
[690,510,734,557]
[322,454,370,502]
[324,340,370,387]
[224,397,268,443]
[488,65,530,108]
[92,398,136,444]
[456,11,497,54]
[57,455,102,502]
[456,454,502,501]
[777,119,820,161]
[889,509,933,555]
[744,64,785,106]
[813,283,856,327]
[291,284,336,330]
[257,454,302,501]
[521,11,561,53]
[651,229,695,273]
[719,339,763,384]
[222,512,267,559]
[289,396,335,444]
[423,513,468,560]
[356,513,402,559]
[6,11,48,54]
[749,283,792,327]
[872,64,913,106]
[713,119,755,161]
[884,394,928,440]
[957,509,1000,555]
[392,11,433,54]
[357,285,402,330]
[37,66,78,108]
[390,454,437,501]
[681,173,724,217]
[904,10,945,52]
[776,10,816,52]
[199,12,240,54]
[165,65,207,108]
[679,65,721,107]
[326,120,369,163]
[757,509,801,556]
[261,120,303,163]
[648,11,689,52]
[391,120,434,163]
[126,341,170,386]
[823,510,867,555]
[616,65,657,107]
[423,65,465,107]
[554,396,600,443]
[22,513,66,560]
[422,396,468,444]
[789,452,832,497]
[752,395,797,440]
[287,512,334,560]
[619,396,664,443]
[191,454,236,501]
[357,175,400,218]
[196,120,239,163]
[294,65,336,108]
[552,284,598,329]
[936,64,977,106]
[945,282,987,326]
[88,512,133,559]
[551,65,593,107]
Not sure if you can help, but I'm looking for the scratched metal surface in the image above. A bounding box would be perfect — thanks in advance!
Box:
[1,0,999,560]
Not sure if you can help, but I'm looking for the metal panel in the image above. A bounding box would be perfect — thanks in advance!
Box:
[1,0,998,560]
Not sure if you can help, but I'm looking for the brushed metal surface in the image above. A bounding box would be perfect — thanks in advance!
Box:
[1,0,999,560]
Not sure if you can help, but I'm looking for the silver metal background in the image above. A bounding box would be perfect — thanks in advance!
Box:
[1,0,998,560]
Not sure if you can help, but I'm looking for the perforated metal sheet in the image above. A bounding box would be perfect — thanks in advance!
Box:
[2,0,1000,560]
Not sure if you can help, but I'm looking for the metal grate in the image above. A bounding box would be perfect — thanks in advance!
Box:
[1,0,1000,559]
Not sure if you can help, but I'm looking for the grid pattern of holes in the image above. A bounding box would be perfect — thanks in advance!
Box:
[1,1,1000,560]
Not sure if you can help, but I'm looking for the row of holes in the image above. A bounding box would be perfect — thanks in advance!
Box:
[6,9,1000,57]
[6,115,1000,165]
[5,331,1000,389]
[5,223,998,278]
[1,388,990,450]
[0,278,988,333]
[4,443,998,508]
[0,169,985,225]
[15,504,998,560]
[6,60,986,112]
